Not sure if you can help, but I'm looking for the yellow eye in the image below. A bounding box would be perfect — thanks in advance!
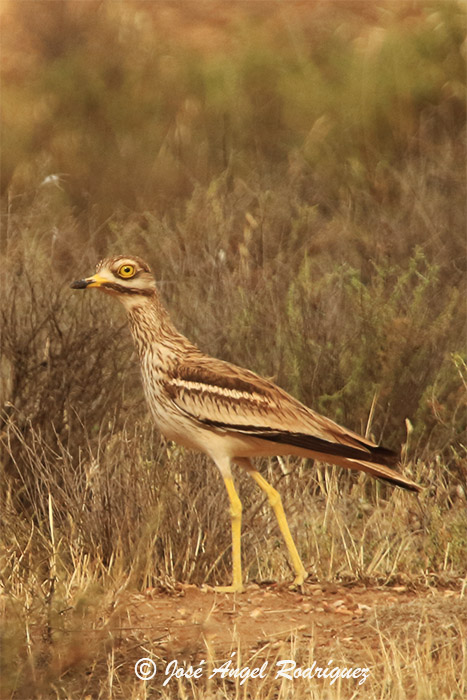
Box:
[118,264,135,279]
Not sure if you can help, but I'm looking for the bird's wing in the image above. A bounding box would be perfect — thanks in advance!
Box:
[164,353,397,466]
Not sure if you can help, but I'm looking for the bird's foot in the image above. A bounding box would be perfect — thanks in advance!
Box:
[289,569,308,589]
[214,583,244,594]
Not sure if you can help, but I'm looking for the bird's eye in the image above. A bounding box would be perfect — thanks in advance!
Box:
[118,264,135,279]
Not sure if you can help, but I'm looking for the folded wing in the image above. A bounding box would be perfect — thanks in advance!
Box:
[164,353,420,492]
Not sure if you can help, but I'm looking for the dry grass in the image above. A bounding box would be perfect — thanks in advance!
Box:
[1,416,466,697]
[1,569,466,699]
[1,1,466,697]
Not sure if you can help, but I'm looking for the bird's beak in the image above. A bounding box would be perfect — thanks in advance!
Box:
[70,273,108,290]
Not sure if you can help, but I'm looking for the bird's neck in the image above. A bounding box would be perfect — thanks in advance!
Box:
[124,291,195,363]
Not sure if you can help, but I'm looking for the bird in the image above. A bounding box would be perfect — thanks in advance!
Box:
[71,255,421,593]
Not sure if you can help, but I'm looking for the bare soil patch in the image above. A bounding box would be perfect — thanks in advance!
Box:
[109,580,466,664]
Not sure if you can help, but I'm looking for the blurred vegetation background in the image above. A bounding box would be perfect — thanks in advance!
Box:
[1,2,466,695]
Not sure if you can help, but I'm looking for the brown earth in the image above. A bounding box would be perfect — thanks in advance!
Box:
[106,580,466,686]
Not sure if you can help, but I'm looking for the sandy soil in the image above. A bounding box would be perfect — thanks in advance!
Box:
[109,580,465,664]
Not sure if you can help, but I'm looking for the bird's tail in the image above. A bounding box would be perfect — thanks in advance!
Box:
[337,457,421,492]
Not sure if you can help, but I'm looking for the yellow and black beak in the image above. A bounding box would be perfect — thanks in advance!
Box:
[70,273,108,290]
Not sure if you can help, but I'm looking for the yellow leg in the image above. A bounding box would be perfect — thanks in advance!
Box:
[249,470,307,585]
[215,476,244,593]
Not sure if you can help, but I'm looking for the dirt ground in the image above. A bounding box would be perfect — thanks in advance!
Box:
[109,579,466,668]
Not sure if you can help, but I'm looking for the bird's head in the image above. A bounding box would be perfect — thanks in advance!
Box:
[70,256,157,304]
